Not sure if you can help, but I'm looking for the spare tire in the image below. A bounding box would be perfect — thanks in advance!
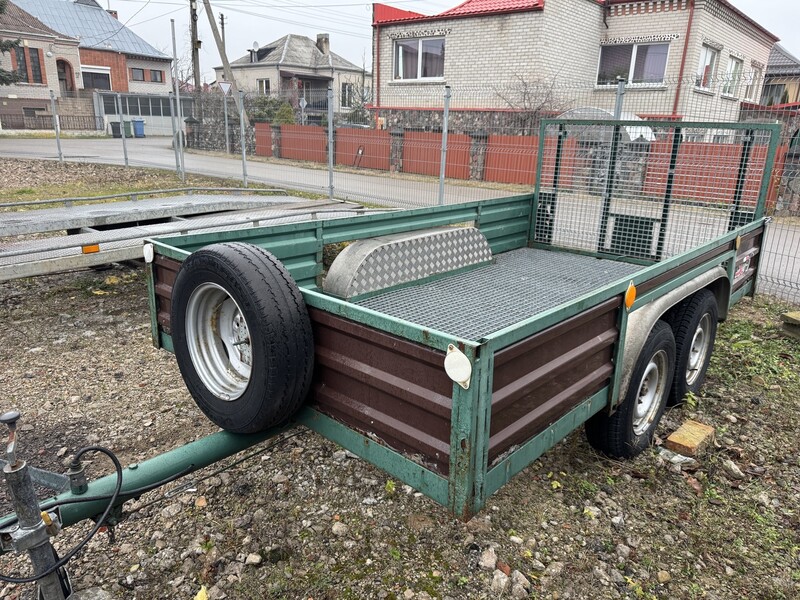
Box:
[170,242,314,433]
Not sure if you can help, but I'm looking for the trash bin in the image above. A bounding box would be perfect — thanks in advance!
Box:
[123,121,132,138]
[110,121,121,138]
[132,118,145,138]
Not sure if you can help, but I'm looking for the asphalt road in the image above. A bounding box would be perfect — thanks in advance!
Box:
[0,136,500,209]
[1,135,797,304]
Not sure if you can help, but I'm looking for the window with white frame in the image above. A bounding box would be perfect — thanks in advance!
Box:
[696,44,719,89]
[744,67,762,101]
[257,79,270,95]
[341,82,355,108]
[394,37,445,80]
[597,43,669,85]
[722,56,743,96]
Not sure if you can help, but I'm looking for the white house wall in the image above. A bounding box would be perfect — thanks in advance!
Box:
[592,0,690,116]
[126,57,173,94]
[0,39,82,100]
[676,0,773,123]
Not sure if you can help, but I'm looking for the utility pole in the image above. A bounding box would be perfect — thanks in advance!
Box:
[219,13,226,53]
[201,0,249,125]
[190,0,201,91]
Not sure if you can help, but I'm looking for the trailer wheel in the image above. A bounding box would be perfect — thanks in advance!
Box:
[585,321,675,458]
[171,242,314,433]
[667,290,718,405]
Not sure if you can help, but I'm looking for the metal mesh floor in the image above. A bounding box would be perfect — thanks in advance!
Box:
[357,248,643,341]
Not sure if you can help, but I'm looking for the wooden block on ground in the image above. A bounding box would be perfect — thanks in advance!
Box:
[781,312,800,341]
[781,311,800,326]
[665,420,715,457]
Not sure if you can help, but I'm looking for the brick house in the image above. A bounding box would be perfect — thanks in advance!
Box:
[214,33,372,118]
[760,44,800,107]
[371,0,778,127]
[13,0,172,94]
[0,1,81,121]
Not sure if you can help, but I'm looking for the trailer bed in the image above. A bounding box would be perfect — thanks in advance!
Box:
[357,247,642,340]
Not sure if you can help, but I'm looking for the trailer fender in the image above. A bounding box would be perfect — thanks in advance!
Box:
[616,267,729,408]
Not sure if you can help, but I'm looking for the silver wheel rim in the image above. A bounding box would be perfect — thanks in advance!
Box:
[632,349,668,436]
[686,314,712,386]
[185,283,252,401]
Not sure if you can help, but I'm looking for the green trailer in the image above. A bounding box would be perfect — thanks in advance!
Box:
[36,119,781,526]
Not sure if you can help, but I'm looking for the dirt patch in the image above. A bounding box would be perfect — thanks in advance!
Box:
[0,268,798,600]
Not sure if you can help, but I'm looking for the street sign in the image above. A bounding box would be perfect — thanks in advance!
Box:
[299,98,307,110]
[218,81,232,96]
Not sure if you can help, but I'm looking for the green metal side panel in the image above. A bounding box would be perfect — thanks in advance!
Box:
[484,388,608,497]
[145,262,161,349]
[296,408,449,507]
[446,344,490,518]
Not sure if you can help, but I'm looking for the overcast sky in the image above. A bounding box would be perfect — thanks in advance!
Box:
[114,0,799,84]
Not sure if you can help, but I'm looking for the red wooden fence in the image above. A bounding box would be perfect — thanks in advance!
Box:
[335,128,391,171]
[280,124,327,163]
[402,131,471,179]
[254,122,272,157]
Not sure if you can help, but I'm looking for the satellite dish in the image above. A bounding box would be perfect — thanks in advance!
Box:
[252,41,259,50]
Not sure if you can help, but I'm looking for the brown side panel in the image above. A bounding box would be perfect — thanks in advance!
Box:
[309,309,453,475]
[152,255,181,335]
[489,298,621,462]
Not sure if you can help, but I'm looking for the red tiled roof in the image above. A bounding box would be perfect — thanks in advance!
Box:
[439,0,543,18]
[372,0,543,25]
[372,4,425,25]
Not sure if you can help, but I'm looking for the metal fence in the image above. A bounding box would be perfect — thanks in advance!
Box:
[8,73,800,304]
[0,113,104,131]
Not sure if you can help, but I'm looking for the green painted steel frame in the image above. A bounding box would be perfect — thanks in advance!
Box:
[135,119,780,519]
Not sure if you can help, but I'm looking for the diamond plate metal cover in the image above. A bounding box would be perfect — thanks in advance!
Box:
[323,227,493,300]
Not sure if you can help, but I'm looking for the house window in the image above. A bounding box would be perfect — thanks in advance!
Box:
[257,78,270,95]
[597,43,669,85]
[696,44,719,89]
[131,68,145,82]
[744,67,762,101]
[341,82,354,108]
[394,37,445,80]
[28,49,42,84]
[150,70,163,83]
[14,47,28,82]
[760,83,786,106]
[83,71,111,90]
[722,56,743,96]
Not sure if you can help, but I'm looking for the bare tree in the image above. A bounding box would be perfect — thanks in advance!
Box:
[493,73,571,135]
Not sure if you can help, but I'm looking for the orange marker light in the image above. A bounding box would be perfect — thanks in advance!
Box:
[82,244,100,254]
[625,281,637,310]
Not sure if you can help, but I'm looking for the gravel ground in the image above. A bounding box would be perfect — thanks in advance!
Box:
[0,266,798,600]
[1,162,798,600]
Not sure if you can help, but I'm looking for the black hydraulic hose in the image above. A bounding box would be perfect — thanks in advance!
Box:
[0,446,123,584]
